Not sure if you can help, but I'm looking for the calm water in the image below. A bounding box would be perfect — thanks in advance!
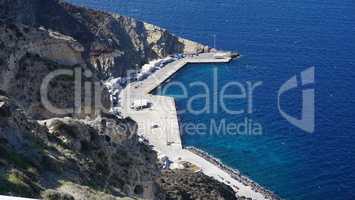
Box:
[69,0,355,199]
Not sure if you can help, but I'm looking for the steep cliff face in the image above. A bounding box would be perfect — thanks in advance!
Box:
[0,0,209,118]
[143,23,208,56]
[0,22,110,120]
[0,0,210,78]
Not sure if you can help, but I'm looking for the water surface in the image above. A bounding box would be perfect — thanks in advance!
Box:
[68,0,355,199]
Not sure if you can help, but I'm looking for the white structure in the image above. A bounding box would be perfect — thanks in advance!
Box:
[130,99,150,110]
[141,63,155,74]
[214,52,232,59]
[136,72,148,81]
[138,57,176,81]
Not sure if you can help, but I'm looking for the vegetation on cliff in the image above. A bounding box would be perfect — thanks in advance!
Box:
[0,1,236,199]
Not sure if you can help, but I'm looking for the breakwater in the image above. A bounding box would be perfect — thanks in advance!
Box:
[121,53,276,200]
[185,146,281,200]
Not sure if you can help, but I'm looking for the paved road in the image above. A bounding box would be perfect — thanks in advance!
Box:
[120,53,269,200]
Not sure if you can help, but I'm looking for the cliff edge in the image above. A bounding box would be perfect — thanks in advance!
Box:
[0,1,239,200]
[0,0,210,78]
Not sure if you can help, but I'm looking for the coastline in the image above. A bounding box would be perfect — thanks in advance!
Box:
[120,52,278,200]
[185,146,280,200]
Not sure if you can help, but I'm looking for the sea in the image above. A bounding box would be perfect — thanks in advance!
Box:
[68,0,355,199]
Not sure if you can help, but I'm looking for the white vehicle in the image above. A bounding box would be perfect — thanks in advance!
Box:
[130,99,150,110]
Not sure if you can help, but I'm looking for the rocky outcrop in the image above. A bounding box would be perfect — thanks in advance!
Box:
[158,169,238,200]
[0,0,210,119]
[144,23,209,56]
[0,93,238,200]
[0,0,210,78]
[0,93,160,199]
[0,22,110,119]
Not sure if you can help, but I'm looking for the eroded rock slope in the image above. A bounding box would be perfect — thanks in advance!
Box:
[0,1,238,200]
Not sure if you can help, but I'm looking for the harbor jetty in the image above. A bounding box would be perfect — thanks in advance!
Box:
[186,146,281,200]
[120,52,278,200]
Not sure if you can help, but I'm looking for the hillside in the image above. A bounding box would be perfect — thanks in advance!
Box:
[0,0,210,78]
[0,1,238,200]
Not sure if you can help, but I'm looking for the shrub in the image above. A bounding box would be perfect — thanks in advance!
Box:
[42,189,74,200]
[0,169,37,197]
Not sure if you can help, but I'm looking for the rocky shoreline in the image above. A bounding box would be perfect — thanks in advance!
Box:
[185,146,281,200]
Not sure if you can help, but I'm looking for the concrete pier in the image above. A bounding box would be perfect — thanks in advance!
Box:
[120,53,271,200]
[127,53,231,95]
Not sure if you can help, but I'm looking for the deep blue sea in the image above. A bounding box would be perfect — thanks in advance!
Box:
[68,0,355,199]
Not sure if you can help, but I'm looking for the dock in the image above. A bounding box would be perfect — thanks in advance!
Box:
[127,53,231,95]
[120,53,272,200]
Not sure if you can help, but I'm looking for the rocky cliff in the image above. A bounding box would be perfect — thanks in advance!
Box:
[0,1,237,200]
[0,0,210,119]
[158,169,238,200]
[0,0,210,78]
[0,93,237,200]
[0,92,160,199]
[0,21,110,119]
